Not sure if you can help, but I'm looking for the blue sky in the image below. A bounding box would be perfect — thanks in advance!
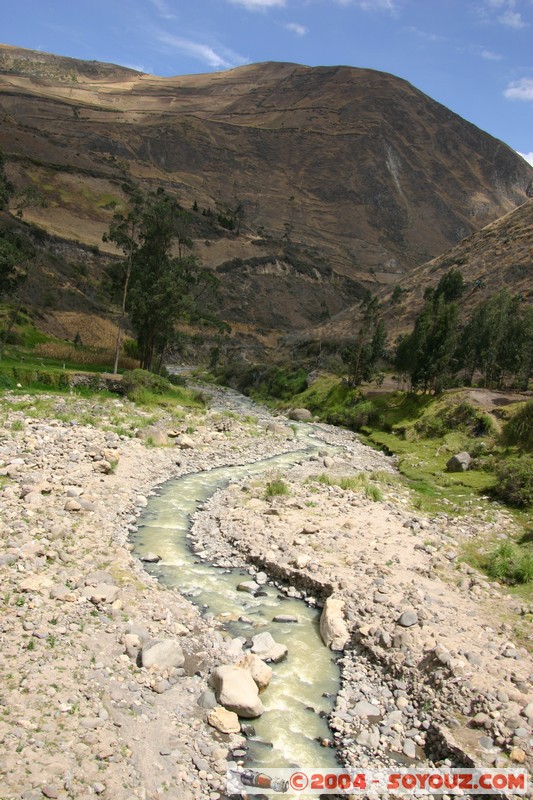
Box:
[3,0,532,164]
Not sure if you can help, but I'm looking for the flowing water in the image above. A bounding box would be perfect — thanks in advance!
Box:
[130,424,342,783]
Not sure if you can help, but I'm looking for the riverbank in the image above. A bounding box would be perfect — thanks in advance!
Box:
[190,419,533,778]
[0,389,308,800]
[0,388,531,800]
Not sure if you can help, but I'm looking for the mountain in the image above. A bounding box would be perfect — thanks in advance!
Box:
[293,198,533,352]
[0,44,532,350]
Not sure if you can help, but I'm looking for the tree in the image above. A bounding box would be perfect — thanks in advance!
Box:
[395,274,461,392]
[0,150,14,211]
[13,186,48,219]
[434,268,465,303]
[459,290,533,389]
[126,189,220,372]
[342,296,386,387]
[103,180,146,374]
[0,231,33,359]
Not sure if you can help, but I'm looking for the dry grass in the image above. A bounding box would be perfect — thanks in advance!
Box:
[42,311,122,348]
[34,341,138,370]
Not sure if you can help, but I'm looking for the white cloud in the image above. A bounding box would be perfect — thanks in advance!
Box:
[479,48,503,59]
[498,9,528,27]
[228,0,285,9]
[480,0,530,28]
[337,0,397,8]
[504,77,533,100]
[149,0,176,19]
[122,63,147,73]
[405,25,447,43]
[155,31,246,69]
[518,151,533,166]
[285,22,309,35]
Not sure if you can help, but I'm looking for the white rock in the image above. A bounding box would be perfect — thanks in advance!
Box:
[320,596,350,651]
[141,639,185,671]
[211,665,264,718]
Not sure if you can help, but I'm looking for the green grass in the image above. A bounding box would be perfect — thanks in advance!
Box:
[264,478,290,498]
[467,539,533,587]
[306,471,385,501]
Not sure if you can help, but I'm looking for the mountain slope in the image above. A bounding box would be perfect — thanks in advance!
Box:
[0,44,532,347]
[297,198,533,349]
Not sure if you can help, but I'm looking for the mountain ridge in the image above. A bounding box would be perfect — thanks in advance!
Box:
[0,44,532,351]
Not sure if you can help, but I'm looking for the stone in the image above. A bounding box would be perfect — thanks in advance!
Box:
[353,700,380,717]
[19,575,53,593]
[138,426,168,446]
[250,632,288,663]
[83,570,115,586]
[211,665,264,718]
[288,408,313,421]
[403,739,417,759]
[273,615,298,623]
[41,786,60,799]
[237,653,273,692]
[237,581,259,594]
[522,702,533,721]
[320,596,350,651]
[82,583,119,604]
[197,690,218,709]
[266,422,293,437]
[124,634,141,659]
[446,452,471,473]
[509,747,526,764]
[141,639,185,671]
[175,434,195,449]
[301,523,319,535]
[398,609,418,628]
[207,707,241,734]
[140,552,162,563]
[64,499,82,512]
[478,736,494,750]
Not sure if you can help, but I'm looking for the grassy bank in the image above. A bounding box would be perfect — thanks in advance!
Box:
[215,364,532,594]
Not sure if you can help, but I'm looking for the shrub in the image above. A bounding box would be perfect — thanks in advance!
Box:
[486,541,533,584]
[503,400,533,452]
[264,478,290,498]
[494,456,533,507]
[121,369,172,397]
[365,483,384,502]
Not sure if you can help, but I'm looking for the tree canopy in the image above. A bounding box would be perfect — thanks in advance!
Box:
[105,186,222,372]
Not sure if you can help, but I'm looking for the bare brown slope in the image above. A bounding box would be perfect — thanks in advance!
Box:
[301,198,533,347]
[1,47,531,275]
[0,45,532,349]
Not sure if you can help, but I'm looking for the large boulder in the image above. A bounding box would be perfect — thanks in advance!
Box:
[288,408,313,421]
[266,422,295,437]
[211,665,264,718]
[141,639,185,671]
[320,596,350,651]
[250,632,288,663]
[237,652,273,692]
[136,426,168,446]
[175,434,195,449]
[446,452,471,472]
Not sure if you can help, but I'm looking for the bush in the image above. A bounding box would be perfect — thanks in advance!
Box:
[264,478,290,498]
[121,369,173,397]
[503,400,533,451]
[486,541,533,584]
[494,456,533,507]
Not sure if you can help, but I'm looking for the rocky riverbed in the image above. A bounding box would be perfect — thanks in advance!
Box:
[0,388,531,800]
